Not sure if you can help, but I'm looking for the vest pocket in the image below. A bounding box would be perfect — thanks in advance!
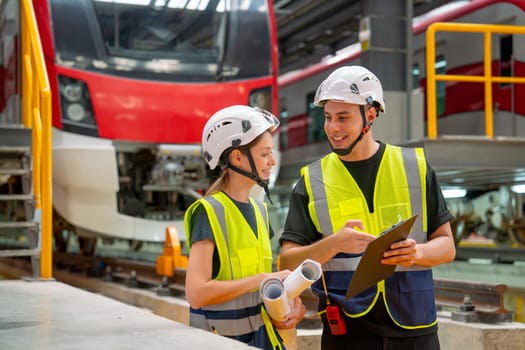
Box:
[334,199,365,230]
[377,203,410,231]
[386,271,436,325]
[235,248,259,278]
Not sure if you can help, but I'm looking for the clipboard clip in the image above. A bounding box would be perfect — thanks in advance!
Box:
[380,218,408,236]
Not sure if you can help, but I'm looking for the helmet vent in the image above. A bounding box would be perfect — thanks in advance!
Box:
[231,138,242,147]
[206,120,232,141]
[204,151,212,162]
[258,108,276,126]
[242,120,252,133]
[350,83,360,94]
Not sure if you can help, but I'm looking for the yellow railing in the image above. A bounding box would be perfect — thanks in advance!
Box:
[426,22,525,139]
[20,0,53,279]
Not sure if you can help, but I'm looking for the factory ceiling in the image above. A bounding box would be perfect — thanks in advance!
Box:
[273,0,461,74]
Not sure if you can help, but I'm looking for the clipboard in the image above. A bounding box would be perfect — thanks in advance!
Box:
[345,214,418,300]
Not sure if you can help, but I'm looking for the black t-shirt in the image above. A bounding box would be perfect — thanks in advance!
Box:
[190,192,274,278]
[280,142,454,337]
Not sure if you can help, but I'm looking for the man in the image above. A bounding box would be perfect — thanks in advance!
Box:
[279,65,456,350]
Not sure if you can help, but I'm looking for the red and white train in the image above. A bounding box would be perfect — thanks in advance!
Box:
[1,0,280,253]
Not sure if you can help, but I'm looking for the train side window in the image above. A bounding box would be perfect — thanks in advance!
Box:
[412,63,420,90]
[499,35,513,87]
[306,92,326,143]
[280,108,289,150]
[435,55,446,117]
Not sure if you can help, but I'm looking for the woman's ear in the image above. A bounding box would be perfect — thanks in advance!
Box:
[228,149,243,166]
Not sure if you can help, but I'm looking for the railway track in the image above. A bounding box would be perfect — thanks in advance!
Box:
[0,249,517,326]
[455,246,525,263]
[53,251,187,296]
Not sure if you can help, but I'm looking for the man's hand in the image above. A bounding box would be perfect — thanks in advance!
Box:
[332,220,376,255]
[381,238,418,267]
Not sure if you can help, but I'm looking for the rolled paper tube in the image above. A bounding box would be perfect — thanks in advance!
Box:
[260,276,290,321]
[278,328,298,350]
[283,259,322,299]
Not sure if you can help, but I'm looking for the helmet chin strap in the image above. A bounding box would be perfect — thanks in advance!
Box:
[227,149,274,204]
[331,105,371,157]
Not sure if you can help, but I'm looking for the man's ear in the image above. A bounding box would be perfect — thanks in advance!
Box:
[366,106,377,124]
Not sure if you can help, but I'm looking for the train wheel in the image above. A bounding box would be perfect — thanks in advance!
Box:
[509,223,525,246]
[78,236,97,256]
[53,229,71,252]
[52,209,74,252]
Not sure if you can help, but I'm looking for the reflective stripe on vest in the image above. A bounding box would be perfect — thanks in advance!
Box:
[189,291,264,336]
[304,145,437,328]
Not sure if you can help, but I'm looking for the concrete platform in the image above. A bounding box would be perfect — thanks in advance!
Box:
[438,315,525,350]
[2,264,525,350]
[0,279,256,350]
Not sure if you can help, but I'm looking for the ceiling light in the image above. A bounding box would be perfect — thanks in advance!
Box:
[511,184,525,194]
[442,188,466,199]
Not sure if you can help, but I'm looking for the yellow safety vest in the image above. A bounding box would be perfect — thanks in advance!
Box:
[184,191,283,349]
[304,145,437,329]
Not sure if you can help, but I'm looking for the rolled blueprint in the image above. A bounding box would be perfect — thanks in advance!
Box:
[283,259,322,299]
[260,276,290,321]
[260,259,322,321]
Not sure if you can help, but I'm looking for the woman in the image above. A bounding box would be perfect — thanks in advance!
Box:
[184,105,305,349]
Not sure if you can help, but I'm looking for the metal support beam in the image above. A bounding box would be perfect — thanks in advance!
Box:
[360,0,409,91]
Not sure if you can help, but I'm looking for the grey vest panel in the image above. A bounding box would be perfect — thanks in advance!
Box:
[308,160,333,235]
[206,196,234,277]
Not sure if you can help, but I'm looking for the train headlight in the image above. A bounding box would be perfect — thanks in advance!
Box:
[61,83,83,102]
[58,75,98,135]
[66,103,86,122]
[249,87,272,111]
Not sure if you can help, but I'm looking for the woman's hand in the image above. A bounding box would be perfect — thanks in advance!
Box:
[272,296,306,329]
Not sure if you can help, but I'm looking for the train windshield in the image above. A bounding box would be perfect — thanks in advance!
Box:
[50,0,272,81]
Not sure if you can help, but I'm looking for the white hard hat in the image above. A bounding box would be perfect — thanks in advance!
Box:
[314,65,386,112]
[202,105,279,170]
